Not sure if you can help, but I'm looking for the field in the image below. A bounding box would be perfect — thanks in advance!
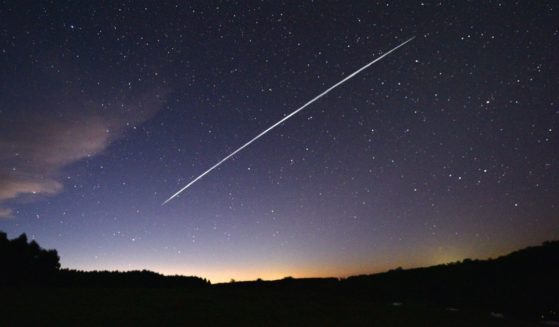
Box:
[0,287,539,326]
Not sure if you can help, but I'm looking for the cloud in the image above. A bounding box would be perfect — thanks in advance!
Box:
[0,172,63,201]
[0,207,13,219]
[0,85,166,217]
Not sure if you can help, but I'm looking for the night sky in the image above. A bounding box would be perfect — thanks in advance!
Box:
[0,1,557,283]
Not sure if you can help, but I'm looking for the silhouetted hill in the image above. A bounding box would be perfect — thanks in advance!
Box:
[341,240,559,320]
[213,241,558,321]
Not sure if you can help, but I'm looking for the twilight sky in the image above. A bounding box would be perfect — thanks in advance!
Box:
[0,1,557,283]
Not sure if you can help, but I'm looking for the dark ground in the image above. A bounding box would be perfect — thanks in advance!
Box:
[0,287,540,326]
[1,233,557,326]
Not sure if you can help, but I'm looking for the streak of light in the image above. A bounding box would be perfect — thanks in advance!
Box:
[163,37,415,205]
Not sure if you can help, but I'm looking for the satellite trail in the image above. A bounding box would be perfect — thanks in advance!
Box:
[163,37,415,205]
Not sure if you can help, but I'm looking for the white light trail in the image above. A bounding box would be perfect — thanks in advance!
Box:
[162,37,415,205]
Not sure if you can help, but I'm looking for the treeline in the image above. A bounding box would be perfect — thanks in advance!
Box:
[343,241,559,310]
[55,269,210,288]
[217,241,559,321]
[341,241,559,320]
[2,230,558,320]
[0,231,209,288]
[0,232,60,286]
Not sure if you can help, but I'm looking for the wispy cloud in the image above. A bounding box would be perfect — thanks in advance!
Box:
[0,84,166,217]
[0,207,13,219]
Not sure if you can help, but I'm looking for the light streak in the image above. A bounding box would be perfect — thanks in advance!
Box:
[163,37,415,205]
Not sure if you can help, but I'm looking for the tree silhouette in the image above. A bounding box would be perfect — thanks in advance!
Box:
[0,231,60,286]
[0,230,209,288]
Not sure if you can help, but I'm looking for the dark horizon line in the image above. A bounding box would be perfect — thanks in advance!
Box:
[57,238,558,284]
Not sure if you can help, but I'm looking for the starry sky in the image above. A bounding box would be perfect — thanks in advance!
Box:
[0,1,557,283]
